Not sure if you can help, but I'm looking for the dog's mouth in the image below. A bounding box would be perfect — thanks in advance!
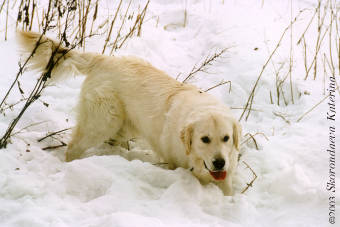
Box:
[203,161,227,181]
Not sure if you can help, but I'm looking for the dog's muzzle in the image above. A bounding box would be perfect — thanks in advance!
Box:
[204,161,227,181]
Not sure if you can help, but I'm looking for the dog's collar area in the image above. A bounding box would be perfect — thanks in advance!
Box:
[189,161,209,172]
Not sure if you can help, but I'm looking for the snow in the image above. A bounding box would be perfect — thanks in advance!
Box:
[0,0,339,226]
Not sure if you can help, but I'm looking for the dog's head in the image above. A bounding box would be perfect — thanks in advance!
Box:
[180,112,241,181]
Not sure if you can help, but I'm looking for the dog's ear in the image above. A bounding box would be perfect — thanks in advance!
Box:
[233,120,242,151]
[180,124,193,155]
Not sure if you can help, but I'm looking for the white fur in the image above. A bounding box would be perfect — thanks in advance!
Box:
[17,31,241,195]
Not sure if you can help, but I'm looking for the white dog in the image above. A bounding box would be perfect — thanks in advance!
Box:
[17,31,241,195]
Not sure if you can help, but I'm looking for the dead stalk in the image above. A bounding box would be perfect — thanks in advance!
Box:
[102,0,123,54]
[5,0,9,40]
[289,0,294,104]
[29,0,35,31]
[302,37,308,77]
[297,8,317,45]
[273,111,291,124]
[239,10,308,121]
[89,0,98,35]
[336,8,340,75]
[304,24,330,80]
[137,1,149,36]
[323,53,327,95]
[116,0,150,50]
[241,161,258,194]
[297,95,329,122]
[0,1,80,148]
[324,55,340,96]
[204,80,231,93]
[269,91,273,104]
[239,13,298,121]
[110,0,132,55]
[275,62,285,106]
[37,128,71,142]
[11,121,47,137]
[182,48,229,83]
[0,0,6,14]
[241,132,269,150]
[327,1,336,75]
[81,0,92,51]
[42,142,67,150]
[231,107,262,112]
[304,0,330,80]
[243,133,259,150]
[313,0,329,80]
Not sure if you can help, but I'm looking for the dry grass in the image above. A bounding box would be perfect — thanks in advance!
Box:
[0,0,150,148]
[239,10,303,121]
[239,0,339,123]
[182,48,230,83]
[241,161,258,194]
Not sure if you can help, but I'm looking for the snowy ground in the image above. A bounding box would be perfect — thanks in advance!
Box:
[0,0,339,226]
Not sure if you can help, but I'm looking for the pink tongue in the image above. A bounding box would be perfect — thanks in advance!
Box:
[209,171,227,180]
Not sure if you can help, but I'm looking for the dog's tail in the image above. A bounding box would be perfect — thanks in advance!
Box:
[17,31,100,81]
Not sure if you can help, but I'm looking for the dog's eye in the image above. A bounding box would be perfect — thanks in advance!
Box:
[201,136,211,144]
[223,135,229,142]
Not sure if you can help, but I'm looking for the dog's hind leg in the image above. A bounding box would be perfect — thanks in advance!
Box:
[66,88,125,162]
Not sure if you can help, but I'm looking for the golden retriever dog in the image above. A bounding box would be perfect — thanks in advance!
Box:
[17,31,241,195]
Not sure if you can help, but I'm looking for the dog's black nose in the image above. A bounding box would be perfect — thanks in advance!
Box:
[212,158,225,170]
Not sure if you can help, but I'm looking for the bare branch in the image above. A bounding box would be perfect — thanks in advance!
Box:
[241,161,258,194]
[239,9,307,122]
[182,48,230,83]
[37,128,71,142]
[204,80,231,93]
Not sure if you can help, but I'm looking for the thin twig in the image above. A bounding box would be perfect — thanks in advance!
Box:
[116,0,150,50]
[137,0,149,36]
[273,111,291,124]
[89,0,98,35]
[42,141,67,150]
[0,3,80,148]
[313,0,330,80]
[242,133,259,150]
[230,107,262,112]
[102,0,123,54]
[152,162,169,166]
[269,91,273,104]
[289,0,294,104]
[0,1,55,111]
[11,121,47,136]
[297,95,329,122]
[239,10,306,121]
[304,24,330,80]
[29,0,35,31]
[204,80,231,93]
[37,127,71,142]
[182,48,230,83]
[110,0,132,55]
[0,0,6,14]
[297,8,317,45]
[0,98,28,114]
[5,0,9,40]
[241,161,258,194]
[240,132,269,150]
[81,0,92,51]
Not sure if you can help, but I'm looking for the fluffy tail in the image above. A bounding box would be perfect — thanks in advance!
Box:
[16,31,96,81]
